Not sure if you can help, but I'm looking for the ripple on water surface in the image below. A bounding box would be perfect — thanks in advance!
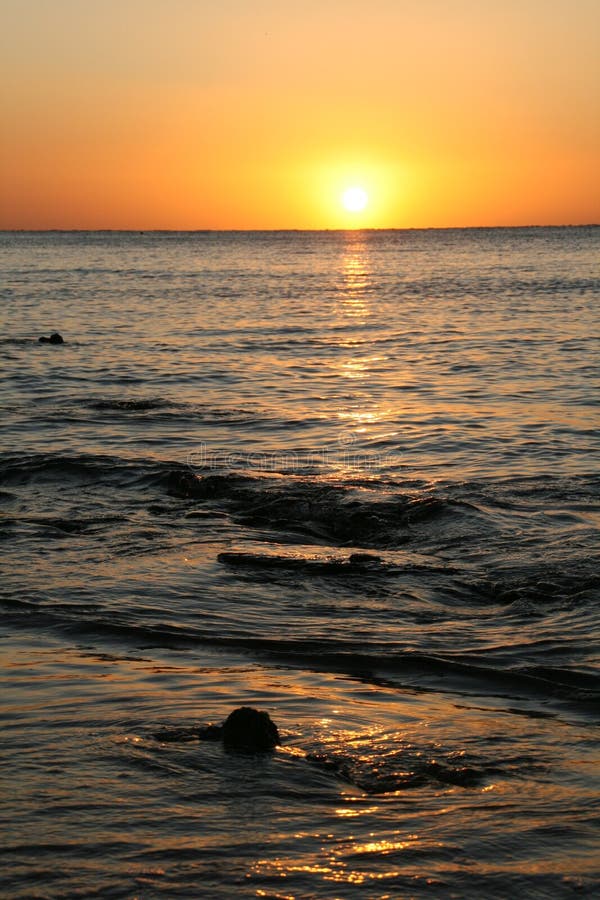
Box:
[2,634,599,899]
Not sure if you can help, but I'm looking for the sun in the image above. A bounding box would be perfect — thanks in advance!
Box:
[341,186,369,213]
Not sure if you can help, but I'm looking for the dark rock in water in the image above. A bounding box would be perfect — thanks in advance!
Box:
[153,722,224,743]
[423,761,483,787]
[217,550,382,573]
[305,748,484,793]
[153,726,204,743]
[39,332,64,344]
[167,470,252,500]
[348,552,381,564]
[222,706,280,751]
[153,707,280,752]
[196,723,225,742]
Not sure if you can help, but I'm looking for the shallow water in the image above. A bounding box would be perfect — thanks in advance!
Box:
[1,228,599,898]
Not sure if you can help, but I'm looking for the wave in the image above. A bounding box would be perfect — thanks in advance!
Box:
[85,397,254,418]
[6,394,304,429]
[167,469,494,548]
[2,449,597,554]
[88,397,173,412]
[2,602,598,713]
[2,447,598,722]
[0,450,158,487]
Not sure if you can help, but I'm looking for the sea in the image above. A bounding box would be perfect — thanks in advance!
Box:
[1,227,599,899]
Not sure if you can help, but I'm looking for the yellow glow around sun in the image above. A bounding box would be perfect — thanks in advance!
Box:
[342,186,369,212]
[309,157,404,228]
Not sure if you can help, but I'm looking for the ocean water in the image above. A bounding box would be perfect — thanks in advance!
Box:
[1,227,599,899]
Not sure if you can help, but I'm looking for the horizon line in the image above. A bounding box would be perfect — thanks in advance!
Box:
[1,223,599,234]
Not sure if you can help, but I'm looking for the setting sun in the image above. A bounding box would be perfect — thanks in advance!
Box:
[341,186,369,213]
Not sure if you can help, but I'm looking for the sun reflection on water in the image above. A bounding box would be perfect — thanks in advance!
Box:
[338,233,374,321]
[332,234,396,456]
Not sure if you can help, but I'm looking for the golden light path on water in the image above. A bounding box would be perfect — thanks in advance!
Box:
[250,721,444,892]
[331,233,400,472]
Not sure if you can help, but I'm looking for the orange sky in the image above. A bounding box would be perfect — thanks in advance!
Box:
[1,0,599,229]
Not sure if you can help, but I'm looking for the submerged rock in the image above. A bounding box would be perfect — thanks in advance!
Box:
[217,550,382,572]
[39,332,64,344]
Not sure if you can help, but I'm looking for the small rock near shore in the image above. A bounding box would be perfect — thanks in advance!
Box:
[39,332,64,344]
